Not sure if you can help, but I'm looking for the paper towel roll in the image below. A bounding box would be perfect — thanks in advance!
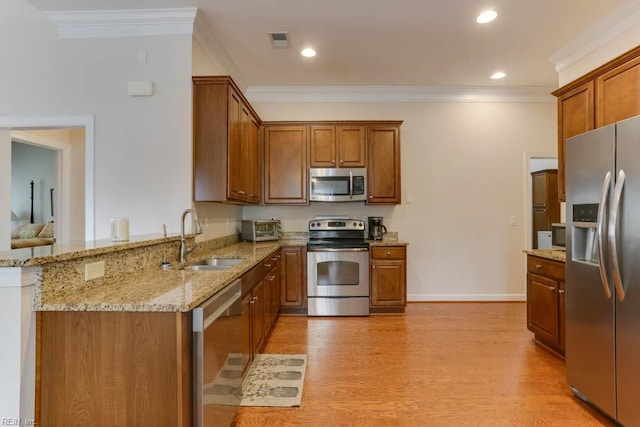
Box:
[111,217,129,242]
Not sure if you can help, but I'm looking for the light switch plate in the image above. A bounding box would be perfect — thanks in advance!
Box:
[85,261,105,281]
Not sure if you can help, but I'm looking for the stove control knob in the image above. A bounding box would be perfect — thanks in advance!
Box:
[311,223,315,228]
[353,222,357,226]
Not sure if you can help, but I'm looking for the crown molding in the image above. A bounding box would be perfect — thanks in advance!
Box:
[44,7,197,39]
[244,85,555,103]
[193,13,247,91]
[548,1,640,72]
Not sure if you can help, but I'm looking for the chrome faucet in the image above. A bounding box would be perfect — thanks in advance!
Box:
[180,208,203,264]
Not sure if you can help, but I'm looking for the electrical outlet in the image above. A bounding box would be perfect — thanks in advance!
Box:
[85,261,105,281]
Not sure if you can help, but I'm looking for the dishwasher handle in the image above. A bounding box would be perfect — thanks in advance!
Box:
[193,279,241,332]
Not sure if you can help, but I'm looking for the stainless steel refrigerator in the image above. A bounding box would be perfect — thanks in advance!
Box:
[566,115,640,425]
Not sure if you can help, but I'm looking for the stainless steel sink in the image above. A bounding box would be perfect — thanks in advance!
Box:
[182,265,232,271]
[182,257,244,271]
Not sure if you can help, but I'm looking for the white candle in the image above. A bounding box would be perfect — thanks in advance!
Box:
[111,217,129,242]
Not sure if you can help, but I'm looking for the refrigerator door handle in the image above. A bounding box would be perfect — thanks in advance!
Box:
[597,171,613,299]
[609,169,626,301]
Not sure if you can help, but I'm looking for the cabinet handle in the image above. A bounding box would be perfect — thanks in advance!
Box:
[558,289,565,294]
[372,266,376,269]
[264,263,272,268]
[332,159,335,163]
[544,285,555,291]
[369,195,373,199]
[535,264,542,269]
[386,251,391,255]
[340,159,344,163]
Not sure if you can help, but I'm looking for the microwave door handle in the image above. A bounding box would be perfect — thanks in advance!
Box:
[609,169,626,301]
[349,171,353,200]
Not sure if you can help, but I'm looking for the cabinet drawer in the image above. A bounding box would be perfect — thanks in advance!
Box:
[527,255,565,281]
[371,246,406,260]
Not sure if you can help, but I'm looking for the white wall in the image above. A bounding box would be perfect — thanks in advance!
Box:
[11,142,56,224]
[247,101,557,300]
[0,0,193,240]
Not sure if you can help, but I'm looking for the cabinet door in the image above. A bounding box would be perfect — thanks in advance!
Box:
[370,260,406,307]
[596,55,640,127]
[558,280,565,353]
[532,208,549,249]
[337,125,366,167]
[228,87,244,201]
[310,125,336,167]
[557,81,594,202]
[264,126,309,204]
[531,171,549,208]
[241,293,252,374]
[251,280,265,356]
[367,126,401,204]
[280,246,306,308]
[527,273,559,346]
[246,112,262,204]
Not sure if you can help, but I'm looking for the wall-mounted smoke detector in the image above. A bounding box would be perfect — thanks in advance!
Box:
[269,32,290,48]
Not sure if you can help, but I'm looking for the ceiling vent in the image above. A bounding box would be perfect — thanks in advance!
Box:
[269,32,290,48]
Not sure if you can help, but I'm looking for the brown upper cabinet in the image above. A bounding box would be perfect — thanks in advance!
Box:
[192,76,262,204]
[367,125,402,204]
[264,125,309,204]
[553,46,640,202]
[310,125,366,167]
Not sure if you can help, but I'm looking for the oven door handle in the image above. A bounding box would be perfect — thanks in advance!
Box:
[308,247,370,252]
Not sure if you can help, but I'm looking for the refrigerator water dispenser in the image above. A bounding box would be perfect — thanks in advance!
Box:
[571,203,599,265]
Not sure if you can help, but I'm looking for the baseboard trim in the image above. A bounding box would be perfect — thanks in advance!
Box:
[408,293,526,302]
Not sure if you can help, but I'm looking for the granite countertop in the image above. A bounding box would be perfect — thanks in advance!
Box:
[368,239,409,246]
[523,249,566,263]
[35,241,284,313]
[0,234,181,267]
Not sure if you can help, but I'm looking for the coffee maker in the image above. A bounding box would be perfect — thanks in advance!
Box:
[367,217,387,241]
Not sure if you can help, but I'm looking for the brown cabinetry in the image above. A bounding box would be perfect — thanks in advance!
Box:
[367,125,402,204]
[531,169,560,249]
[370,246,407,313]
[553,47,640,202]
[526,255,565,356]
[310,125,366,167]
[39,311,192,426]
[193,76,262,204]
[264,125,309,204]
[279,246,307,313]
[241,249,281,372]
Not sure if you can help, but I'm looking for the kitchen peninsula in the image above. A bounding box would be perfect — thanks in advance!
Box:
[0,233,304,425]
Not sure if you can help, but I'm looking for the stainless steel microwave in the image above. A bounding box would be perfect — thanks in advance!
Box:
[551,223,566,249]
[309,168,367,202]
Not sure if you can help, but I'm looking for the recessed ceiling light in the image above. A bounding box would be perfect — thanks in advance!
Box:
[476,10,497,24]
[491,71,506,80]
[301,48,316,58]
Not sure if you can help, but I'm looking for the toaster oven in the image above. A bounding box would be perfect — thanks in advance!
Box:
[241,220,281,242]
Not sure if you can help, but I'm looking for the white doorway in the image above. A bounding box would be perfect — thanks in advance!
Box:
[524,152,559,250]
[0,115,95,250]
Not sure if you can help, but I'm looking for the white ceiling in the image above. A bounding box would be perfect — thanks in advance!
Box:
[27,0,634,89]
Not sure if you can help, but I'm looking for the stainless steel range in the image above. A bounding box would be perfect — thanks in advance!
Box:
[307,217,370,316]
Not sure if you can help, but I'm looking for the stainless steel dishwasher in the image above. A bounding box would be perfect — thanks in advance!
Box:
[193,279,242,427]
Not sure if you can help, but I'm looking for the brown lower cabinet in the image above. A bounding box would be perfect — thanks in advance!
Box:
[279,246,307,314]
[38,249,283,426]
[241,249,281,373]
[38,310,193,426]
[370,246,407,313]
[526,254,565,356]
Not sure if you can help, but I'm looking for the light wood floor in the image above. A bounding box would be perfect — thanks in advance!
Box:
[234,303,614,426]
